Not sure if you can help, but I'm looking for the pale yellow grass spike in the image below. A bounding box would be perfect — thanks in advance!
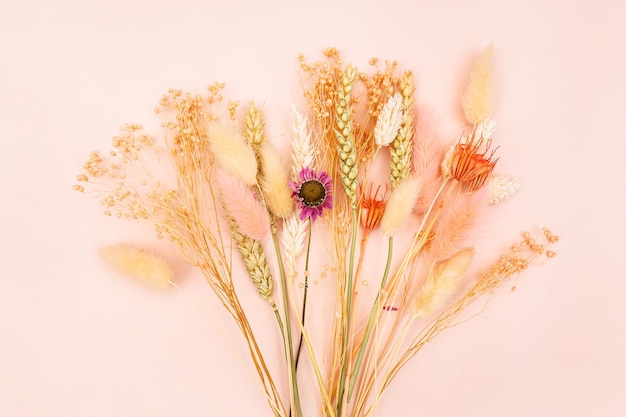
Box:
[207,122,258,186]
[260,144,294,218]
[413,247,475,318]
[462,44,494,125]
[381,175,422,236]
[99,245,173,289]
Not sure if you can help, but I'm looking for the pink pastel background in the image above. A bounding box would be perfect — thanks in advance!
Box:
[1,0,625,416]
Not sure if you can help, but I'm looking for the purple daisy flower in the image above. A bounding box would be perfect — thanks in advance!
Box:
[289,167,333,222]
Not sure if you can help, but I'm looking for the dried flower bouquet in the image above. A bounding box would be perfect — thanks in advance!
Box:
[74,46,558,417]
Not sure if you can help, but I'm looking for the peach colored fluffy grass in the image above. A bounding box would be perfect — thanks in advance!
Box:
[216,169,270,240]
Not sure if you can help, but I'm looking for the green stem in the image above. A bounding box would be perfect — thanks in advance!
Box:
[336,208,359,417]
[346,236,393,400]
[294,218,313,370]
[271,221,303,417]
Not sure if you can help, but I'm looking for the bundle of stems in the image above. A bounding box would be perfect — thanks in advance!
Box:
[75,47,557,417]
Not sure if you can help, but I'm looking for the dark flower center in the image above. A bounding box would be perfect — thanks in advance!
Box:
[298,180,326,207]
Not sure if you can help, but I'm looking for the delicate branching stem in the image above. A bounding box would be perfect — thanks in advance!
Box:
[336,208,359,417]
[347,236,393,400]
[295,218,313,369]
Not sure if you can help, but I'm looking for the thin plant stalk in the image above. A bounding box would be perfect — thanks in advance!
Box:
[346,236,393,400]
[336,208,359,417]
[285,262,337,417]
[271,219,304,417]
[295,218,312,369]
[352,180,459,415]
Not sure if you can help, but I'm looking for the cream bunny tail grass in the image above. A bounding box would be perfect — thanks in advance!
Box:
[374,92,403,147]
[488,175,520,205]
[216,169,270,241]
[462,44,494,125]
[207,122,258,186]
[413,247,475,318]
[381,175,422,236]
[259,144,294,218]
[290,105,315,178]
[99,245,173,289]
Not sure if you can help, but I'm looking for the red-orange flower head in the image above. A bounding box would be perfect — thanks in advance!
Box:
[360,183,389,230]
[448,133,499,191]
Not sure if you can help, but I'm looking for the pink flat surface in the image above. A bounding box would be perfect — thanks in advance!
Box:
[1,0,625,416]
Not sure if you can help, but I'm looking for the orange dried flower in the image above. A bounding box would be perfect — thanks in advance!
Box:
[360,184,389,230]
[448,133,498,191]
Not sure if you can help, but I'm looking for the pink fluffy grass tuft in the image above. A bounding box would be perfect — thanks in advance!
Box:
[216,169,270,240]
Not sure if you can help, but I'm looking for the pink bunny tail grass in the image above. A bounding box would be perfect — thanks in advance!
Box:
[411,106,449,214]
[216,169,270,240]
[428,190,487,260]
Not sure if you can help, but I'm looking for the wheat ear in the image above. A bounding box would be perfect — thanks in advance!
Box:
[335,64,359,208]
[282,106,315,278]
[226,217,274,301]
[390,70,415,189]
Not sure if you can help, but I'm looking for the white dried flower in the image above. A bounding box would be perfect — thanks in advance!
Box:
[475,117,496,140]
[440,143,456,178]
[374,93,403,147]
[291,105,315,177]
[281,212,308,279]
[488,175,520,205]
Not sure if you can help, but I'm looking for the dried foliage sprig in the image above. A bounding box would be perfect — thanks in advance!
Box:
[75,47,559,417]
